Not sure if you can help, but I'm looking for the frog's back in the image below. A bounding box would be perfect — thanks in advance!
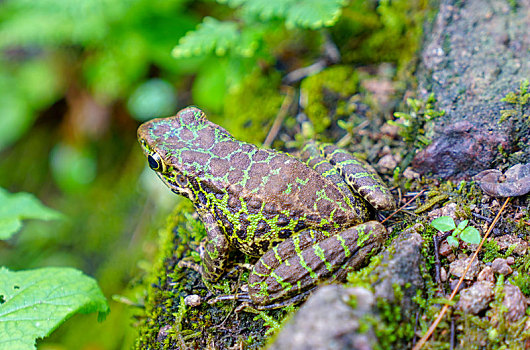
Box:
[225,149,369,255]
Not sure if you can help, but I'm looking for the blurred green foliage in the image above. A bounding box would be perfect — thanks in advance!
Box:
[0,0,196,150]
[0,187,62,239]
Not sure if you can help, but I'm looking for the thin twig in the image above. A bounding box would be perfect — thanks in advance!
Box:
[262,86,295,148]
[412,310,420,347]
[514,219,530,226]
[412,197,511,350]
[380,189,426,224]
[450,316,455,350]
[433,235,442,286]
[471,212,493,223]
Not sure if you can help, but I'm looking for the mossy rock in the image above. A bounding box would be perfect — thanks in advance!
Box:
[222,70,284,145]
[301,65,359,136]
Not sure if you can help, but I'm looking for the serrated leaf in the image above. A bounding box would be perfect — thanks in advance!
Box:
[446,235,459,247]
[431,216,456,232]
[172,17,240,58]
[0,267,109,350]
[0,188,62,240]
[459,227,481,245]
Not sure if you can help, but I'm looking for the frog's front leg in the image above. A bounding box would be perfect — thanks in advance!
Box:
[196,210,231,282]
[244,221,387,309]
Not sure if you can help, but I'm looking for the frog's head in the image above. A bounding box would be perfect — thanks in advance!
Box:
[138,106,221,201]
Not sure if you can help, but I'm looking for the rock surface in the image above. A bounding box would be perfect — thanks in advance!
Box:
[372,224,426,319]
[449,257,480,280]
[502,284,528,322]
[268,285,377,350]
[413,0,530,179]
[457,281,495,315]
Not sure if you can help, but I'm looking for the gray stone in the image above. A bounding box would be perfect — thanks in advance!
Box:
[502,284,527,322]
[491,258,513,275]
[457,281,495,314]
[372,224,426,320]
[268,285,377,350]
[449,257,480,280]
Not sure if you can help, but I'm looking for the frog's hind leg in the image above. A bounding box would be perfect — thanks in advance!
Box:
[247,221,386,309]
[316,142,395,211]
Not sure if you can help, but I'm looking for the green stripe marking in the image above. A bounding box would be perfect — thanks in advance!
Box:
[313,243,333,272]
[336,234,351,257]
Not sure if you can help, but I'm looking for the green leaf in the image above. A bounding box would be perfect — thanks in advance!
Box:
[0,188,62,240]
[446,235,459,247]
[172,17,240,58]
[459,226,481,245]
[456,220,468,231]
[0,267,109,350]
[430,216,456,232]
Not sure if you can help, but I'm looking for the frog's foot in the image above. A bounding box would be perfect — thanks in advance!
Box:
[208,289,312,312]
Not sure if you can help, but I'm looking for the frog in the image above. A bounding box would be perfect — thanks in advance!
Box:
[137,106,396,311]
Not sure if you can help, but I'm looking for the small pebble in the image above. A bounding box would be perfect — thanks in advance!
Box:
[449,257,480,280]
[491,258,513,275]
[184,294,202,307]
[506,256,515,265]
[440,267,447,282]
[477,267,495,283]
[403,167,420,180]
[457,281,494,315]
[157,325,172,343]
[377,154,399,171]
[502,284,527,322]
[438,240,453,257]
[428,203,458,220]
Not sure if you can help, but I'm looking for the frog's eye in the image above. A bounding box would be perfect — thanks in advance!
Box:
[176,174,188,187]
[147,153,167,173]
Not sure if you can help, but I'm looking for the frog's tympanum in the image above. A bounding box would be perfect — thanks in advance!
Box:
[138,107,395,310]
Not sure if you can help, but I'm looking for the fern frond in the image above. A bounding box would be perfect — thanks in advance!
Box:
[0,0,134,47]
[217,0,346,29]
[285,0,346,29]
[172,17,240,58]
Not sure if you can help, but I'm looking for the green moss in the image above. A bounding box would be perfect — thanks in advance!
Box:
[454,277,530,349]
[512,256,530,297]
[331,0,426,69]
[301,65,359,135]
[134,200,292,349]
[222,70,284,144]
